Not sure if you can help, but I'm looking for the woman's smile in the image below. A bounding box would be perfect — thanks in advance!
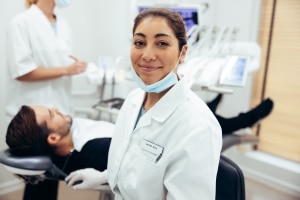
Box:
[138,64,162,73]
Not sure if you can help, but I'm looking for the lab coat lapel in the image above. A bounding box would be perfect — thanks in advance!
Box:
[135,80,187,129]
[124,89,146,131]
[152,80,187,121]
[30,5,57,37]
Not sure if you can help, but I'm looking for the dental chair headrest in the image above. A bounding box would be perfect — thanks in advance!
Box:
[0,149,52,171]
[0,149,67,184]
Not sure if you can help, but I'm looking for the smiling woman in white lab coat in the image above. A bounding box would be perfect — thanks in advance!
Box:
[5,0,87,200]
[107,8,222,200]
[65,7,222,200]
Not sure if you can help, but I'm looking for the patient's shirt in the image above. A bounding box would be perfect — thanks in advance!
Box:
[71,118,114,152]
[52,118,113,173]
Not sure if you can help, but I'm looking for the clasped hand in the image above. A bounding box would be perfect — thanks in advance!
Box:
[65,168,108,190]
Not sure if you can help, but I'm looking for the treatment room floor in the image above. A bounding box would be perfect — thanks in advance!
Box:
[0,181,100,200]
[0,178,299,200]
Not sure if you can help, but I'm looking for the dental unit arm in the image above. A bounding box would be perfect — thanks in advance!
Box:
[179,41,261,94]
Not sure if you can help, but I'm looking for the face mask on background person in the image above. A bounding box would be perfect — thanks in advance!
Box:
[55,0,72,8]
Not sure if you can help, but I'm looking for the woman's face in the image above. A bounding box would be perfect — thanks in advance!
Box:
[130,16,181,85]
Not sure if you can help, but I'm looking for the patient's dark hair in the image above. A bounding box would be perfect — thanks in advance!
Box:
[6,105,52,156]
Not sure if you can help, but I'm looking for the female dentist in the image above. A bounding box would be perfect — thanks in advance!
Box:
[107,8,222,200]
[5,0,87,200]
[66,8,222,200]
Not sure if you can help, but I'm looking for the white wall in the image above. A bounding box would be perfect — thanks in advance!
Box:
[0,1,25,195]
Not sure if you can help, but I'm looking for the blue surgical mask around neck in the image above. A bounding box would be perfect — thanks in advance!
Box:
[130,69,179,93]
[55,0,72,8]
[131,50,184,93]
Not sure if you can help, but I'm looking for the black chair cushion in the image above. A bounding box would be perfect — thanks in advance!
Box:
[216,155,245,200]
[0,149,52,170]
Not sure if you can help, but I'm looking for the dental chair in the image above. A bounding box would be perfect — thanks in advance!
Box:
[0,133,255,200]
[0,149,113,200]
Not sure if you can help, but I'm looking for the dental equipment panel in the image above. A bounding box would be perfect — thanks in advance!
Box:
[219,55,249,87]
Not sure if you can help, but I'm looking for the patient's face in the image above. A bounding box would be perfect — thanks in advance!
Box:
[30,106,72,137]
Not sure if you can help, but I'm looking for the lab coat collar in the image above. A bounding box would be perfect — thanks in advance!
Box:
[29,5,59,37]
[29,4,46,17]
[131,78,189,129]
[151,78,188,122]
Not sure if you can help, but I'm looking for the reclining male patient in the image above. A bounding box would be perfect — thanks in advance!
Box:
[6,100,274,190]
[6,105,113,188]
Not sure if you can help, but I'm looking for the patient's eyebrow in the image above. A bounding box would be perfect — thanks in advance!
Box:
[48,109,53,119]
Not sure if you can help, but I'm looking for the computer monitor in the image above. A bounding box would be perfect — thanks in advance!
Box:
[137,6,201,32]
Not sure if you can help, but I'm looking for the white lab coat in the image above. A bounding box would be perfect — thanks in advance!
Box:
[5,5,74,118]
[108,78,222,200]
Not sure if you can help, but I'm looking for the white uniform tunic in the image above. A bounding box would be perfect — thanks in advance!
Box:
[5,5,74,118]
[108,79,222,200]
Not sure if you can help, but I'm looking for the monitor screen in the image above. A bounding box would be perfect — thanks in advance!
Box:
[219,56,249,87]
[138,6,199,32]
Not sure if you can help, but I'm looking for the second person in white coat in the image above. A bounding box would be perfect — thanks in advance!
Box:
[5,0,87,119]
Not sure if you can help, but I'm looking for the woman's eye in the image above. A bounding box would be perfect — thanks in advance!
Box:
[133,40,145,47]
[157,41,169,47]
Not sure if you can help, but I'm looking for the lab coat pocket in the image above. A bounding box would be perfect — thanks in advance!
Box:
[140,139,164,166]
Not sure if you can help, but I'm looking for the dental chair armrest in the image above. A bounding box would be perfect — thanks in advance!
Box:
[222,134,259,152]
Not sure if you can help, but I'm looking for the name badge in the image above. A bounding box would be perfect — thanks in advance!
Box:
[141,139,164,163]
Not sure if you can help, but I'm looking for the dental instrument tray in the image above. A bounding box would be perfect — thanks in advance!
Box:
[93,97,125,115]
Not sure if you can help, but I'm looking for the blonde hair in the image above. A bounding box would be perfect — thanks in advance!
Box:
[25,0,38,9]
